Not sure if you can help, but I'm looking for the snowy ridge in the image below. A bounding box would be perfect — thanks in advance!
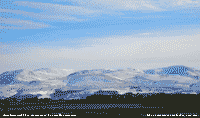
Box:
[0,65,200,101]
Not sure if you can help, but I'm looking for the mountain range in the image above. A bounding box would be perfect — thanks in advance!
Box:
[0,65,200,101]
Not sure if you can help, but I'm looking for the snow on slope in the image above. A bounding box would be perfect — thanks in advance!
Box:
[0,65,200,100]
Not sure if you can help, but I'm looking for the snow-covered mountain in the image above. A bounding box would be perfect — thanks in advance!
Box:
[0,65,200,101]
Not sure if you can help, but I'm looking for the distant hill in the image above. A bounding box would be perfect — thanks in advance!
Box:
[0,65,199,101]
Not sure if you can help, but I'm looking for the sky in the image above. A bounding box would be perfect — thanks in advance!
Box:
[0,0,200,73]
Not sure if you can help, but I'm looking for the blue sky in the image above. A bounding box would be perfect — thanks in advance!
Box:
[0,0,200,73]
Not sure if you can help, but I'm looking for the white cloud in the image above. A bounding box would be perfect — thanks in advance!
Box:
[0,31,200,73]
[13,1,99,19]
[155,0,200,10]
[0,18,50,29]
[122,14,171,19]
[65,0,200,12]
[111,0,159,10]
[173,0,199,6]
[4,0,199,24]
[66,0,163,11]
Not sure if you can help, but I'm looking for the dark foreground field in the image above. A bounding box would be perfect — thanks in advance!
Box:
[0,91,199,117]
